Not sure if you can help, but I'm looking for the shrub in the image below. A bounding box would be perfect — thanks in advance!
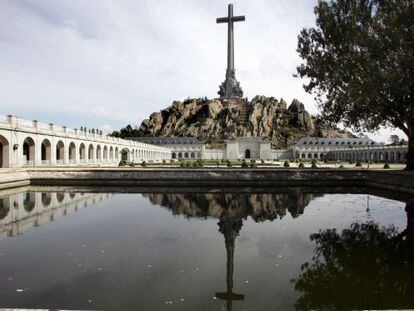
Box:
[311,159,317,165]
[241,160,249,168]
[298,162,305,168]
[383,162,390,169]
[311,162,318,168]
[162,159,166,164]
[261,159,265,164]
[355,161,362,167]
[197,160,204,167]
[180,161,186,168]
[186,161,191,167]
[192,161,198,168]
[221,159,225,164]
[250,160,257,168]
[324,158,328,163]
[129,162,136,167]
[227,160,232,168]
[118,160,126,167]
[141,161,147,167]
[283,160,290,168]
[349,159,355,164]
[339,164,345,168]
[216,160,220,167]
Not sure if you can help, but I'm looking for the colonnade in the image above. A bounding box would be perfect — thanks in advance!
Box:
[0,115,171,168]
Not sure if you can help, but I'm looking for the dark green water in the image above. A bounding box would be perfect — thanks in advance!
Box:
[0,187,413,310]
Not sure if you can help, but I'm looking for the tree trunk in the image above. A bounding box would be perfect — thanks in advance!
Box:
[406,108,414,170]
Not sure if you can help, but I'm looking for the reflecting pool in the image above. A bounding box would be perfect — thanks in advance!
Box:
[0,187,413,310]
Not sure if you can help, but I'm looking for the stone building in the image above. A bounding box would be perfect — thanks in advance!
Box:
[132,136,291,161]
[291,137,379,160]
[0,115,171,168]
[129,137,204,160]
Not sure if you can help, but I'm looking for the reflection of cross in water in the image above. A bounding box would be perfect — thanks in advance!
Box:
[215,209,244,311]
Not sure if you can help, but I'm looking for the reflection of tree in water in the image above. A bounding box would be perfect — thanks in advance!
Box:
[144,192,314,311]
[293,202,414,310]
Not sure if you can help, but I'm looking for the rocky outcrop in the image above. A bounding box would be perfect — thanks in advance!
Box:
[139,96,351,147]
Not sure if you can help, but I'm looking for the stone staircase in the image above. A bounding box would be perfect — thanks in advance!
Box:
[237,104,251,127]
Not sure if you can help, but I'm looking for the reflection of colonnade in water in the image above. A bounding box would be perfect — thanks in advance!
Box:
[143,192,314,311]
[0,191,112,237]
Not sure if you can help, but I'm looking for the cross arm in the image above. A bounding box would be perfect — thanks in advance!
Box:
[217,17,230,23]
[232,16,245,22]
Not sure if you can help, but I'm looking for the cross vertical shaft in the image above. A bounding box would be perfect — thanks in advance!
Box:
[217,4,245,99]
[227,4,234,73]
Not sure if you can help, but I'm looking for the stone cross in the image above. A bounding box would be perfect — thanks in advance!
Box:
[217,4,245,99]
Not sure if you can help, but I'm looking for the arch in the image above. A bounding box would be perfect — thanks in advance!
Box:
[56,192,65,203]
[41,193,52,206]
[23,192,36,212]
[79,143,86,163]
[178,152,183,159]
[115,147,119,160]
[384,152,389,162]
[0,197,10,220]
[96,145,102,161]
[56,140,65,164]
[172,152,177,159]
[197,152,202,159]
[190,152,195,159]
[23,137,35,165]
[184,152,189,159]
[109,146,114,161]
[88,144,94,162]
[121,148,130,162]
[69,142,76,163]
[314,153,318,159]
[390,151,395,162]
[0,134,10,168]
[308,153,312,159]
[103,146,108,162]
[245,149,251,159]
[41,139,51,165]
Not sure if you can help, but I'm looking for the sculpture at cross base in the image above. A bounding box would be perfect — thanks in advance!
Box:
[217,4,245,99]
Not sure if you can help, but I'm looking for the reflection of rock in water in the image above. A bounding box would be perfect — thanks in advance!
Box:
[144,192,314,222]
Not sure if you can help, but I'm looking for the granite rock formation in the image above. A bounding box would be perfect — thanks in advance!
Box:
[139,96,351,147]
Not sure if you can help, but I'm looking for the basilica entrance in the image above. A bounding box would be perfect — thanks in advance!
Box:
[245,149,251,159]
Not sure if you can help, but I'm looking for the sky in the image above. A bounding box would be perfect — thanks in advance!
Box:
[0,0,405,142]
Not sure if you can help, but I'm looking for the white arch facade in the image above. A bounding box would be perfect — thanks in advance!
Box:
[326,145,407,163]
[0,190,112,237]
[0,115,171,168]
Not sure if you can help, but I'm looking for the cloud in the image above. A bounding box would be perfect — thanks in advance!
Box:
[0,0,404,142]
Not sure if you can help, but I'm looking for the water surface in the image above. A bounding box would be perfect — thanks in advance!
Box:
[0,187,413,310]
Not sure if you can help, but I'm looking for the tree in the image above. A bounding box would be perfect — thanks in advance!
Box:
[109,124,143,138]
[389,134,400,145]
[293,202,414,310]
[296,0,414,169]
